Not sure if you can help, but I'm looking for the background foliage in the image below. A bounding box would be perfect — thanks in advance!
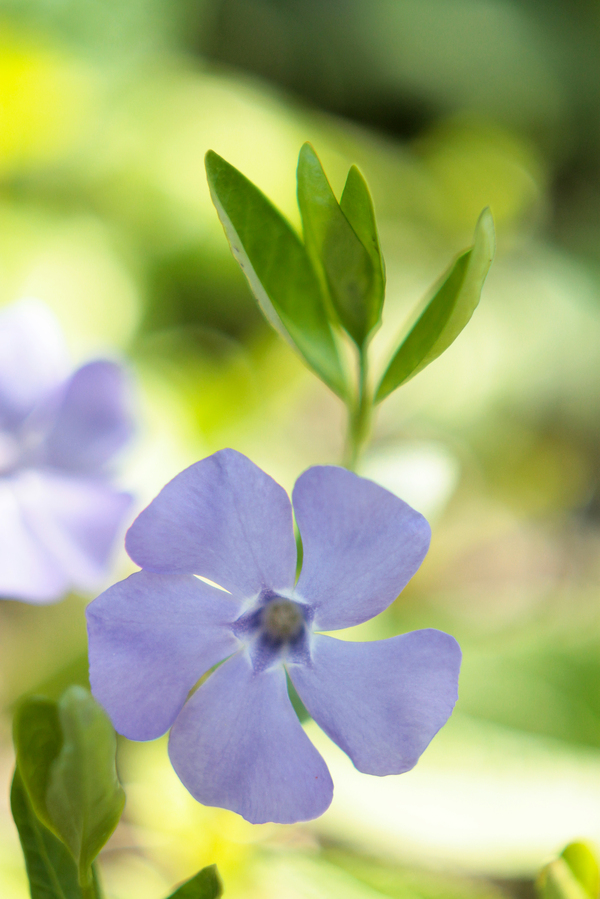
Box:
[1,0,600,896]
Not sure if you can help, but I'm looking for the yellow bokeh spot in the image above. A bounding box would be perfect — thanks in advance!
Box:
[0,25,96,174]
[416,115,545,233]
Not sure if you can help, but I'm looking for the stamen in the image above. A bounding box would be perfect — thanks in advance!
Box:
[262,599,304,642]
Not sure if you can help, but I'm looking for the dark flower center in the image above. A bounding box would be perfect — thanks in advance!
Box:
[262,599,304,642]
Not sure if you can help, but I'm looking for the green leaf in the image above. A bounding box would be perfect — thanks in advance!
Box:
[375,207,495,402]
[561,843,600,899]
[13,697,63,837]
[205,150,347,399]
[166,864,223,898]
[286,672,311,724]
[339,164,385,322]
[14,688,125,888]
[46,687,125,886]
[11,768,80,899]
[10,769,100,899]
[297,143,378,347]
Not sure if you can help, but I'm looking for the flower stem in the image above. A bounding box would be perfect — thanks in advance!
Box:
[81,866,103,899]
[82,883,99,899]
[342,344,372,471]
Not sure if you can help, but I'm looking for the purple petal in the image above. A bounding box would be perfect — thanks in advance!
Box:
[293,466,431,629]
[0,299,69,428]
[87,571,241,740]
[168,652,333,824]
[15,470,132,591]
[289,631,461,775]
[0,478,68,603]
[126,449,297,596]
[43,361,133,473]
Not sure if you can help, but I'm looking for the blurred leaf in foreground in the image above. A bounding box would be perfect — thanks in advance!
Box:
[376,207,495,402]
[13,686,124,888]
[10,768,99,899]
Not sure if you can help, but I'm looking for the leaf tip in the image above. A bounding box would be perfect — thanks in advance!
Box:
[475,206,496,260]
[297,141,321,177]
[299,140,316,158]
[204,148,219,176]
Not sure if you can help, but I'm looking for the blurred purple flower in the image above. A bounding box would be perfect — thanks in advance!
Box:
[0,299,133,603]
[87,449,460,825]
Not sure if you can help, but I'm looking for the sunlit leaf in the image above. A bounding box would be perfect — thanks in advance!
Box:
[166,864,223,898]
[375,207,495,402]
[297,143,378,346]
[205,150,347,398]
[340,164,385,322]
[538,858,591,899]
[10,769,100,899]
[561,843,600,899]
[14,687,124,888]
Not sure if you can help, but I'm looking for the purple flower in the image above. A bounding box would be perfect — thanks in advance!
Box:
[0,299,133,603]
[87,449,461,825]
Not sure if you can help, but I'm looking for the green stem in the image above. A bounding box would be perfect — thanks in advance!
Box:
[81,863,103,899]
[342,345,372,470]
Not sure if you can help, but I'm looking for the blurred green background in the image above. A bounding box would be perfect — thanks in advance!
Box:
[2,0,600,896]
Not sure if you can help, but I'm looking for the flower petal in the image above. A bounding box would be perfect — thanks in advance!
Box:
[126,449,297,596]
[43,361,133,473]
[168,652,333,824]
[0,478,68,603]
[293,466,431,629]
[87,570,242,741]
[289,630,461,775]
[15,469,132,591]
[0,299,69,428]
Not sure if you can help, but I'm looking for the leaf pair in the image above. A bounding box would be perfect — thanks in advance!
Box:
[206,144,386,399]
[12,687,124,895]
[297,143,385,348]
[12,687,224,899]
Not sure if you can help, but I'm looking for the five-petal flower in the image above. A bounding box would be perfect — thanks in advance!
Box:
[0,298,133,603]
[87,448,461,824]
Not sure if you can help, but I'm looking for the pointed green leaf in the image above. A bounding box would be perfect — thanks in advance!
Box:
[10,769,101,899]
[14,688,124,888]
[166,864,223,898]
[297,143,378,346]
[561,843,600,899]
[375,208,495,402]
[340,163,385,322]
[205,150,347,398]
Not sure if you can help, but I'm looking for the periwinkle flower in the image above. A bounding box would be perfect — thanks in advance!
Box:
[0,298,133,603]
[87,449,461,825]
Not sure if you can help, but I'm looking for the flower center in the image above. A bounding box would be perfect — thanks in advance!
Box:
[262,599,304,642]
